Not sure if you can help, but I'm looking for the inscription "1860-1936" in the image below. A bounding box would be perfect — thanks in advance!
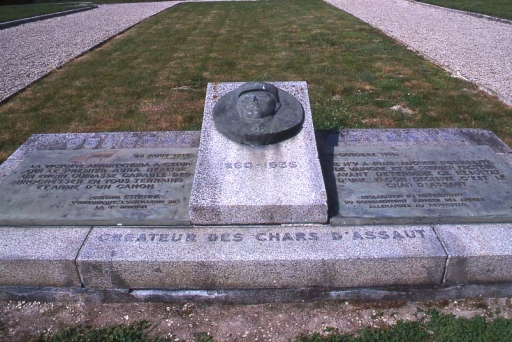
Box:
[224,161,297,169]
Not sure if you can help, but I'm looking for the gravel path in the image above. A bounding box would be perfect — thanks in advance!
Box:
[0,2,181,102]
[324,0,512,106]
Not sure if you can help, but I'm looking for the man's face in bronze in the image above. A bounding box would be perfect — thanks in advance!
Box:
[237,90,277,121]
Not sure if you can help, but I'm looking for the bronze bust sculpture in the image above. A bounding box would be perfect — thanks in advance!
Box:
[212,82,304,146]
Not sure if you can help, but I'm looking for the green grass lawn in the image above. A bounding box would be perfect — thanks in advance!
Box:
[417,0,512,20]
[1,0,511,163]
[297,309,512,342]
[0,2,90,23]
[34,310,512,341]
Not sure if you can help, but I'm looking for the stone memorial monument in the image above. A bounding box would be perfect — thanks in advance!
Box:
[189,81,328,225]
[0,82,511,303]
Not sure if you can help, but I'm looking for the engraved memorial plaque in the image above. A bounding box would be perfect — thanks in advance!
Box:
[0,148,197,226]
[332,146,512,225]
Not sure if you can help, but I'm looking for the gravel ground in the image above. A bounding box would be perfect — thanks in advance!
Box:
[0,297,511,341]
[324,0,512,106]
[0,2,181,102]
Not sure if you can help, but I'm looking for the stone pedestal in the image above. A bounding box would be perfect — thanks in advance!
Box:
[77,225,445,289]
[189,82,328,225]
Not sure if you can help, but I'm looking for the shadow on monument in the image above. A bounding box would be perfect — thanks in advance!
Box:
[315,130,340,220]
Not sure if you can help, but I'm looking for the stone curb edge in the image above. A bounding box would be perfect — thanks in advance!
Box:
[1,283,511,304]
[0,5,98,30]
[406,0,512,26]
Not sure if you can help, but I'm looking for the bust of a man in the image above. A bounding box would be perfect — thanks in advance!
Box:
[213,82,304,146]
[236,82,281,123]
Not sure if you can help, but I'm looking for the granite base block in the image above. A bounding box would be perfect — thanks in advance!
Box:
[0,227,91,287]
[0,148,198,226]
[189,82,328,225]
[0,129,512,301]
[77,225,445,289]
[435,224,512,284]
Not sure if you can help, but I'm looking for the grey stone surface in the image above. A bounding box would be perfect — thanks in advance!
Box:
[497,152,512,169]
[330,145,512,225]
[0,227,90,287]
[6,131,200,162]
[190,82,328,225]
[315,129,512,153]
[0,131,200,225]
[435,224,512,284]
[0,148,197,226]
[77,225,445,289]
[1,128,511,298]
[0,158,23,183]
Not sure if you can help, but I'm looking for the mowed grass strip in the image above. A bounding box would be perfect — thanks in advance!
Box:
[417,0,512,20]
[0,2,88,23]
[1,0,511,162]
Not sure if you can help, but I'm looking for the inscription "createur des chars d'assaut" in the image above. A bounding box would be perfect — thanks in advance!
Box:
[97,229,428,243]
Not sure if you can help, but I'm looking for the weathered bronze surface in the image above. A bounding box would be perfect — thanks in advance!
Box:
[212,82,304,145]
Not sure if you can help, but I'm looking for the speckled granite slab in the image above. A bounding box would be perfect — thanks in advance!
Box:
[77,225,445,289]
[189,82,328,225]
[315,129,512,225]
[0,227,90,287]
[0,129,511,299]
[435,224,512,284]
